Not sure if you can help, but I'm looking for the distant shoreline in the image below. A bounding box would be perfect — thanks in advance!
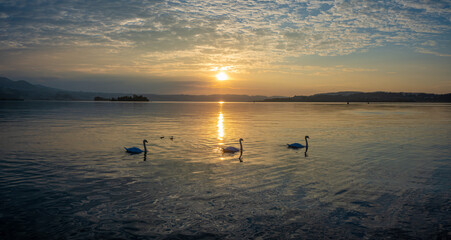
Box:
[2,100,451,104]
[260,92,451,103]
[0,98,24,101]
[1,76,450,102]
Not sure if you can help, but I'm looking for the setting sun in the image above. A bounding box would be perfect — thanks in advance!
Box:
[216,72,228,81]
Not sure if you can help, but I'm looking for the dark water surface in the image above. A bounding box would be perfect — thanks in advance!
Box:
[0,101,450,239]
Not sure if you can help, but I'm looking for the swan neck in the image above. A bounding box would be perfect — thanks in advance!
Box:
[305,138,308,147]
[143,141,148,152]
[239,140,243,152]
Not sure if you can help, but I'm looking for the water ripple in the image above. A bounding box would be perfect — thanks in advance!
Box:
[0,101,450,239]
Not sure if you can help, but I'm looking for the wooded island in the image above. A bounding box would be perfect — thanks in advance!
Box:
[94,94,149,101]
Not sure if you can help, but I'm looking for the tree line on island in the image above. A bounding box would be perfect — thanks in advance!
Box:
[94,94,149,101]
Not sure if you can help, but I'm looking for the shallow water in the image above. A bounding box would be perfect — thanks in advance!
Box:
[0,101,450,239]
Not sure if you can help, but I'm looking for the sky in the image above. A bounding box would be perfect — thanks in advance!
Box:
[0,0,450,96]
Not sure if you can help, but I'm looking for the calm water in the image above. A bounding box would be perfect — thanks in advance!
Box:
[0,101,450,239]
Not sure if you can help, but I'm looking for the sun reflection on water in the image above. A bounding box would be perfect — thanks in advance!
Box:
[218,112,224,144]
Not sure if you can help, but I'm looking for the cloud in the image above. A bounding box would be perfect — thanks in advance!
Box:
[2,0,450,54]
[0,0,450,93]
[26,74,210,94]
[416,47,451,57]
[421,40,437,46]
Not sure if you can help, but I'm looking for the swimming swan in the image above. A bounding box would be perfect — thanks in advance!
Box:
[287,136,309,149]
[125,139,148,154]
[222,138,244,153]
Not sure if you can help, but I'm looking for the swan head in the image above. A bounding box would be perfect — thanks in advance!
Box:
[305,136,309,139]
[239,138,244,142]
[143,139,148,143]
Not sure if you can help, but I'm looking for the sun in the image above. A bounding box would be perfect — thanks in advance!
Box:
[216,72,228,81]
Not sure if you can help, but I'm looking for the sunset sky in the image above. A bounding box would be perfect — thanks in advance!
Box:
[1,0,450,95]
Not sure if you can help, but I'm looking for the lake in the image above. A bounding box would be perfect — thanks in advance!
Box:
[0,101,450,239]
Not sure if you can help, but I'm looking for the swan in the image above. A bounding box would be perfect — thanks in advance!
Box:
[222,138,244,153]
[287,136,309,149]
[125,139,148,154]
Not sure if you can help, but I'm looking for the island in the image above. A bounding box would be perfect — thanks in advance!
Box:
[94,94,149,102]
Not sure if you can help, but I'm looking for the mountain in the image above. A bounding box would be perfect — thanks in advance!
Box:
[1,76,60,100]
[0,77,279,101]
[0,77,122,100]
[262,91,451,102]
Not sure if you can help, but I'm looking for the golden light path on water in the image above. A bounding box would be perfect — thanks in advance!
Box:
[217,112,224,143]
[217,102,226,161]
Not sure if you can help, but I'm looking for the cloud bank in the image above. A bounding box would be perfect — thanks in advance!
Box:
[0,0,450,93]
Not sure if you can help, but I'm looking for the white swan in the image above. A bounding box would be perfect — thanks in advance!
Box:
[222,138,244,153]
[125,139,148,154]
[287,136,309,149]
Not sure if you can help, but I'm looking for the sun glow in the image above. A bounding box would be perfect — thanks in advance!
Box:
[216,72,228,81]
